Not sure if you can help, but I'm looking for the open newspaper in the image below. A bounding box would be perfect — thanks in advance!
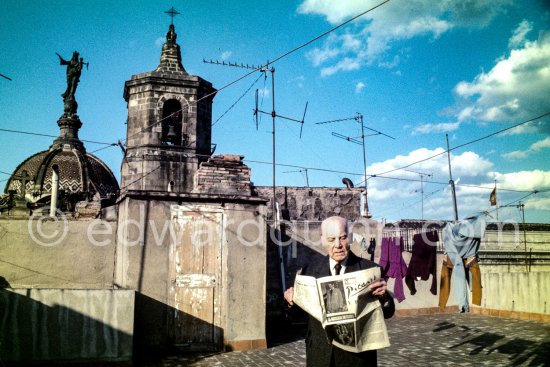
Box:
[293,267,390,353]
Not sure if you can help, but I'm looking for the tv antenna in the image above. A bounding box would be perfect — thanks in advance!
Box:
[283,168,310,187]
[404,169,432,220]
[203,58,308,209]
[446,134,459,220]
[204,58,308,295]
[203,59,261,70]
[254,81,308,138]
[316,112,395,218]
[253,64,308,221]
[499,201,528,271]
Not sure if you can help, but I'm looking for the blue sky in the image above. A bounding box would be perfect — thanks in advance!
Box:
[1,0,549,223]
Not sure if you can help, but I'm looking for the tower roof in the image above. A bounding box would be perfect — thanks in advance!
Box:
[155,24,187,74]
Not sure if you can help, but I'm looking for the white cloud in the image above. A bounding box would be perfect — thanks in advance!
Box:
[492,170,550,191]
[502,137,550,160]
[220,50,232,60]
[526,196,550,211]
[454,33,550,132]
[308,45,340,67]
[155,37,165,47]
[257,87,270,98]
[320,57,361,77]
[532,137,550,150]
[366,147,493,219]
[367,148,550,220]
[412,122,460,135]
[452,151,494,177]
[509,20,533,49]
[378,55,400,69]
[288,75,306,88]
[366,147,493,202]
[297,0,511,76]
[502,150,528,160]
[355,81,365,94]
[297,0,368,24]
[297,0,510,27]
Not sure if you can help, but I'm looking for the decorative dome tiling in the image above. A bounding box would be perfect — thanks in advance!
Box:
[5,148,118,202]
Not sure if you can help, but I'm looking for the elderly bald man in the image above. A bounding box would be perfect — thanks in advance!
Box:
[284,216,394,367]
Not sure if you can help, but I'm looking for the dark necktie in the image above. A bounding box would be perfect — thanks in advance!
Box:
[334,263,342,275]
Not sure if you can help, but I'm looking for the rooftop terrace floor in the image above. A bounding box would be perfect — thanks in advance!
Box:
[139,313,550,366]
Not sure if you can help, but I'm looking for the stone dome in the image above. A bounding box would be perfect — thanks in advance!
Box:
[0,51,119,215]
[4,147,119,206]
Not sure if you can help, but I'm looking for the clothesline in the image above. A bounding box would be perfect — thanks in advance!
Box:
[382,229,442,250]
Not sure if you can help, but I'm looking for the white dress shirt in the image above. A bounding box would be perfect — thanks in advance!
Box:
[329,257,348,276]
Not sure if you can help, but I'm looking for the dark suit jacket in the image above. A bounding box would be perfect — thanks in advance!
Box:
[300,252,395,367]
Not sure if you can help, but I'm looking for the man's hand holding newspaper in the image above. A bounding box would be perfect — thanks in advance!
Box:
[290,267,390,353]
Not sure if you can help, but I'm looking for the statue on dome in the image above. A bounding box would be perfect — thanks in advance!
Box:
[57,51,88,117]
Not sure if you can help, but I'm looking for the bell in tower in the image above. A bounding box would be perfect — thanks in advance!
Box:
[161,100,183,146]
[121,19,216,193]
[166,124,178,144]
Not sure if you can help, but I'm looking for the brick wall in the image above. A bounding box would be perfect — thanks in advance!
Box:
[194,154,251,195]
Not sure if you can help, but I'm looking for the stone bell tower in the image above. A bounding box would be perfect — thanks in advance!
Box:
[121,23,216,193]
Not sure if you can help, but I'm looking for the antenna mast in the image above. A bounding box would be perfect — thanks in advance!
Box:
[446,134,459,220]
[283,168,310,187]
[204,58,308,295]
[405,169,432,220]
[317,113,395,218]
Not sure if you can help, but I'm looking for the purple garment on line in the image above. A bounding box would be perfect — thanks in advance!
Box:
[379,236,408,302]
[405,231,439,296]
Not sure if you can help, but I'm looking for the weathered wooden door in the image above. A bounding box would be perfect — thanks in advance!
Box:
[169,208,223,351]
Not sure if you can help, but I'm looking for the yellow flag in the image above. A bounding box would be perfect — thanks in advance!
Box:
[489,187,497,206]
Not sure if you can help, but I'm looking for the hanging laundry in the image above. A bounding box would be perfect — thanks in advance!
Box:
[379,236,408,302]
[405,231,439,296]
[439,254,481,311]
[439,216,485,312]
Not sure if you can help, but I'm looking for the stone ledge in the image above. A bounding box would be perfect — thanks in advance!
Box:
[395,306,550,323]
[469,306,550,323]
[118,190,267,204]
[395,306,456,317]
[225,339,267,351]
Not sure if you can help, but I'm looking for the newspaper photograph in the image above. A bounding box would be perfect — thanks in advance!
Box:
[293,267,390,353]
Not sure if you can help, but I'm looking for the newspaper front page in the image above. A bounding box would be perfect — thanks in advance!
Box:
[293,267,390,353]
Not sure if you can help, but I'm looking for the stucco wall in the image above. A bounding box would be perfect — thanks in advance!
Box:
[483,229,550,252]
[115,198,175,350]
[479,271,550,314]
[222,203,267,349]
[374,253,550,315]
[0,217,117,288]
[116,196,267,351]
[0,288,134,363]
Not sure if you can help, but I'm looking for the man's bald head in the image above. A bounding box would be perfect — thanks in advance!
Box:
[321,216,348,234]
[321,216,350,262]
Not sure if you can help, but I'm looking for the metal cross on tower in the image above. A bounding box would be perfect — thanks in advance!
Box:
[164,6,180,25]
